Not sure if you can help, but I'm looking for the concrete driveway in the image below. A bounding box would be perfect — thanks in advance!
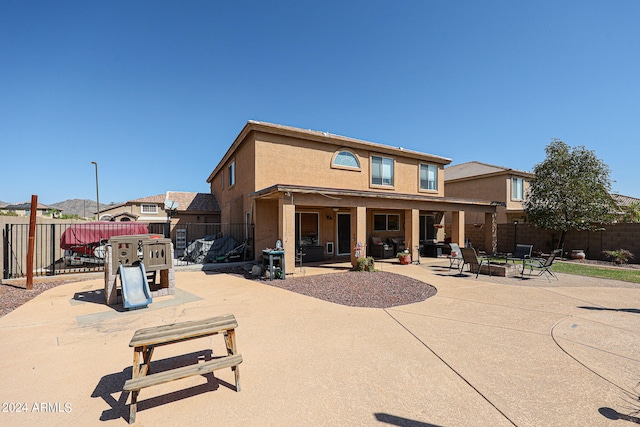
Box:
[0,260,639,426]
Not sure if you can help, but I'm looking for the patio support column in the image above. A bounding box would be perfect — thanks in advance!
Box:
[451,211,465,246]
[350,206,367,268]
[405,209,420,261]
[278,196,296,274]
[484,212,497,254]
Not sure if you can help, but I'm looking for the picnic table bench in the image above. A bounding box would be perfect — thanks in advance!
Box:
[123,314,242,424]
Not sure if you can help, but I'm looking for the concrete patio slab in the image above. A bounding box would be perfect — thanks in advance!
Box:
[0,260,639,426]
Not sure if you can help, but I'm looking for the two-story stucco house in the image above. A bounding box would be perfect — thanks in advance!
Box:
[207,121,499,270]
[444,161,534,225]
[99,192,220,225]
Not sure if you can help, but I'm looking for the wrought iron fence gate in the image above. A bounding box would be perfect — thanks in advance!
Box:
[2,222,253,280]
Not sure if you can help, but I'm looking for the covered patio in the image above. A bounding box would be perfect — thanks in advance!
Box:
[249,184,499,270]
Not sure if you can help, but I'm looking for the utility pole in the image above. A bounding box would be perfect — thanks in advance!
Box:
[91,161,100,221]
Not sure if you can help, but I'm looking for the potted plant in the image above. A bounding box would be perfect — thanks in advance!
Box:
[570,249,586,260]
[397,250,411,265]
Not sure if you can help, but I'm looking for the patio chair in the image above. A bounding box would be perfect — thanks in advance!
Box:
[459,247,492,278]
[388,237,406,254]
[507,244,533,264]
[522,249,561,281]
[370,236,394,258]
[447,243,463,270]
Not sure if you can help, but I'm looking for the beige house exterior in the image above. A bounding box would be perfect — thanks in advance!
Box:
[98,192,220,229]
[444,161,534,225]
[0,202,55,217]
[207,121,498,270]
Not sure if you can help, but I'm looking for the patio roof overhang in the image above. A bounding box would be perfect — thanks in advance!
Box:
[249,184,502,213]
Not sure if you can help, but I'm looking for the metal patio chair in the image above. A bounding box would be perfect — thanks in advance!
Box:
[447,243,463,270]
[460,247,492,279]
[507,244,533,264]
[522,249,561,281]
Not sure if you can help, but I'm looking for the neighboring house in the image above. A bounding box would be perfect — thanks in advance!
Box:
[444,161,535,225]
[612,194,640,222]
[99,192,220,226]
[1,202,57,217]
[206,121,498,269]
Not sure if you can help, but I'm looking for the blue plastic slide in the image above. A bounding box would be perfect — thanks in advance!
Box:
[118,263,152,310]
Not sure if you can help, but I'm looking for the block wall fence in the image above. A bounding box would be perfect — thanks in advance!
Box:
[449,222,640,263]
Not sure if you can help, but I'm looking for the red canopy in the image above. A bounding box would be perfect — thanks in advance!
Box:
[60,222,149,249]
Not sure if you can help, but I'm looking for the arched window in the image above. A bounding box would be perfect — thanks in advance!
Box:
[332,150,360,170]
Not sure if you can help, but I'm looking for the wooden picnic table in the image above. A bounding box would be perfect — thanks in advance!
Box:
[123,314,242,424]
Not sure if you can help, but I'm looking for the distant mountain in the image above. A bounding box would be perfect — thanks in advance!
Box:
[50,199,114,218]
[0,200,7,207]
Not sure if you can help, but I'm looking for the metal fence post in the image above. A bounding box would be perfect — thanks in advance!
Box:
[50,223,57,276]
[2,225,8,280]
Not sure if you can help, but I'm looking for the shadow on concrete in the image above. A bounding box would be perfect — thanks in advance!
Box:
[92,349,235,423]
[579,306,640,314]
[72,289,129,312]
[374,412,443,427]
[434,272,474,278]
[599,407,640,423]
[73,289,106,304]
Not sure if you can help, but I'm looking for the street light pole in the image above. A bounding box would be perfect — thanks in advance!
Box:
[91,161,100,221]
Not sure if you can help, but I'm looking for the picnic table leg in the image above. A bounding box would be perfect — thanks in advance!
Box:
[129,345,154,423]
[141,346,154,376]
[224,329,241,391]
[129,390,138,424]
[129,346,143,424]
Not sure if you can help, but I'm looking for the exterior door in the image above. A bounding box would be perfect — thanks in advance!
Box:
[337,213,351,255]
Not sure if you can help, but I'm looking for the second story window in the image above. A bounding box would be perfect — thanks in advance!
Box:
[141,204,158,214]
[420,164,438,191]
[371,156,394,187]
[332,150,360,169]
[511,177,524,200]
[228,160,236,187]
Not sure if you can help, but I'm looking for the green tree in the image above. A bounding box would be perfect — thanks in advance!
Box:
[45,208,60,218]
[524,139,617,250]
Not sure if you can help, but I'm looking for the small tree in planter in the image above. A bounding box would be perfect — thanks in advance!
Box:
[603,249,634,265]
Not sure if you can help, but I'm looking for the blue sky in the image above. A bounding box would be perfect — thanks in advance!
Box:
[2,0,639,205]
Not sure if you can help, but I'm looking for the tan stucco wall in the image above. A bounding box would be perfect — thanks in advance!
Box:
[445,174,530,224]
[253,132,446,197]
[254,199,279,255]
[99,203,167,220]
[210,130,448,229]
[211,136,256,225]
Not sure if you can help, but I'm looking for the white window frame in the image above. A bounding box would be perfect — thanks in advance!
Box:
[331,149,361,171]
[228,160,236,187]
[371,155,394,187]
[420,163,438,191]
[511,177,524,200]
[141,204,158,214]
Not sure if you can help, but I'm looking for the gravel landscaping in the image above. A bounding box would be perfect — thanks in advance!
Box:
[262,271,437,308]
